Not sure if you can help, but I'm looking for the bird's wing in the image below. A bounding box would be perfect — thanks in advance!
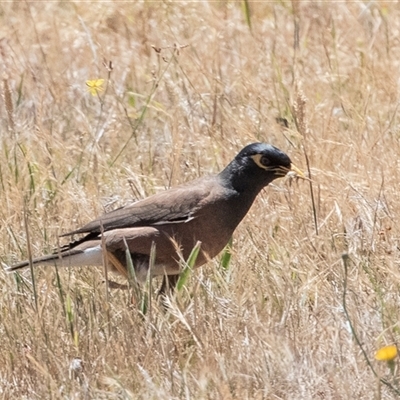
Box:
[62,177,216,236]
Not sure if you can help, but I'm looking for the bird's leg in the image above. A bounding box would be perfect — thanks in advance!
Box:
[101,251,129,290]
[106,251,128,278]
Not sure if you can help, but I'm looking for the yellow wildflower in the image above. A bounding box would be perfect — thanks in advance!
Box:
[86,79,105,96]
[375,345,397,362]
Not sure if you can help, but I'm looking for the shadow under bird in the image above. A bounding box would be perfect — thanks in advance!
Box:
[7,143,301,293]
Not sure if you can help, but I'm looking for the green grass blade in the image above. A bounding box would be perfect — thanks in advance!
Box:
[123,237,141,306]
[220,237,233,272]
[54,263,66,318]
[242,0,252,31]
[176,241,201,292]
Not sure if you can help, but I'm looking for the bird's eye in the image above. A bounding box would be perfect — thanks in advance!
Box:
[259,155,272,167]
[250,154,274,170]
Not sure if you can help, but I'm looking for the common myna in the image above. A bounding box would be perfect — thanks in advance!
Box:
[7,143,300,292]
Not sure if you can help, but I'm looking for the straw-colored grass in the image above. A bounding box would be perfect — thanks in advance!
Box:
[1,1,400,398]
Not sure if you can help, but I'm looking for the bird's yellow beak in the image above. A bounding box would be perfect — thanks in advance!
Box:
[290,163,304,177]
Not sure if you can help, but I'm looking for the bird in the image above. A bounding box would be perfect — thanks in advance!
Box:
[7,143,301,294]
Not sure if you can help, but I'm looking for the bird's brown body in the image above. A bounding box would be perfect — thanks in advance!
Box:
[7,143,298,292]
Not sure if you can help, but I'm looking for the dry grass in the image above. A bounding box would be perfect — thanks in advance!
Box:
[1,1,400,398]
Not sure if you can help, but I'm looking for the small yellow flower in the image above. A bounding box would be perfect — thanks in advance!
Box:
[375,345,398,362]
[86,79,105,96]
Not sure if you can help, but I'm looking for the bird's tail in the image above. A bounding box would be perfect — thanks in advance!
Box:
[5,244,103,272]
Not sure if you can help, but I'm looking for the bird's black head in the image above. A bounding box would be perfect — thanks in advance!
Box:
[219,143,293,193]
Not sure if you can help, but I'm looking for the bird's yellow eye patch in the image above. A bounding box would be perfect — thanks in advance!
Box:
[251,154,269,170]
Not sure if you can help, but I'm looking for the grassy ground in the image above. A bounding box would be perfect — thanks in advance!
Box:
[1,1,400,398]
